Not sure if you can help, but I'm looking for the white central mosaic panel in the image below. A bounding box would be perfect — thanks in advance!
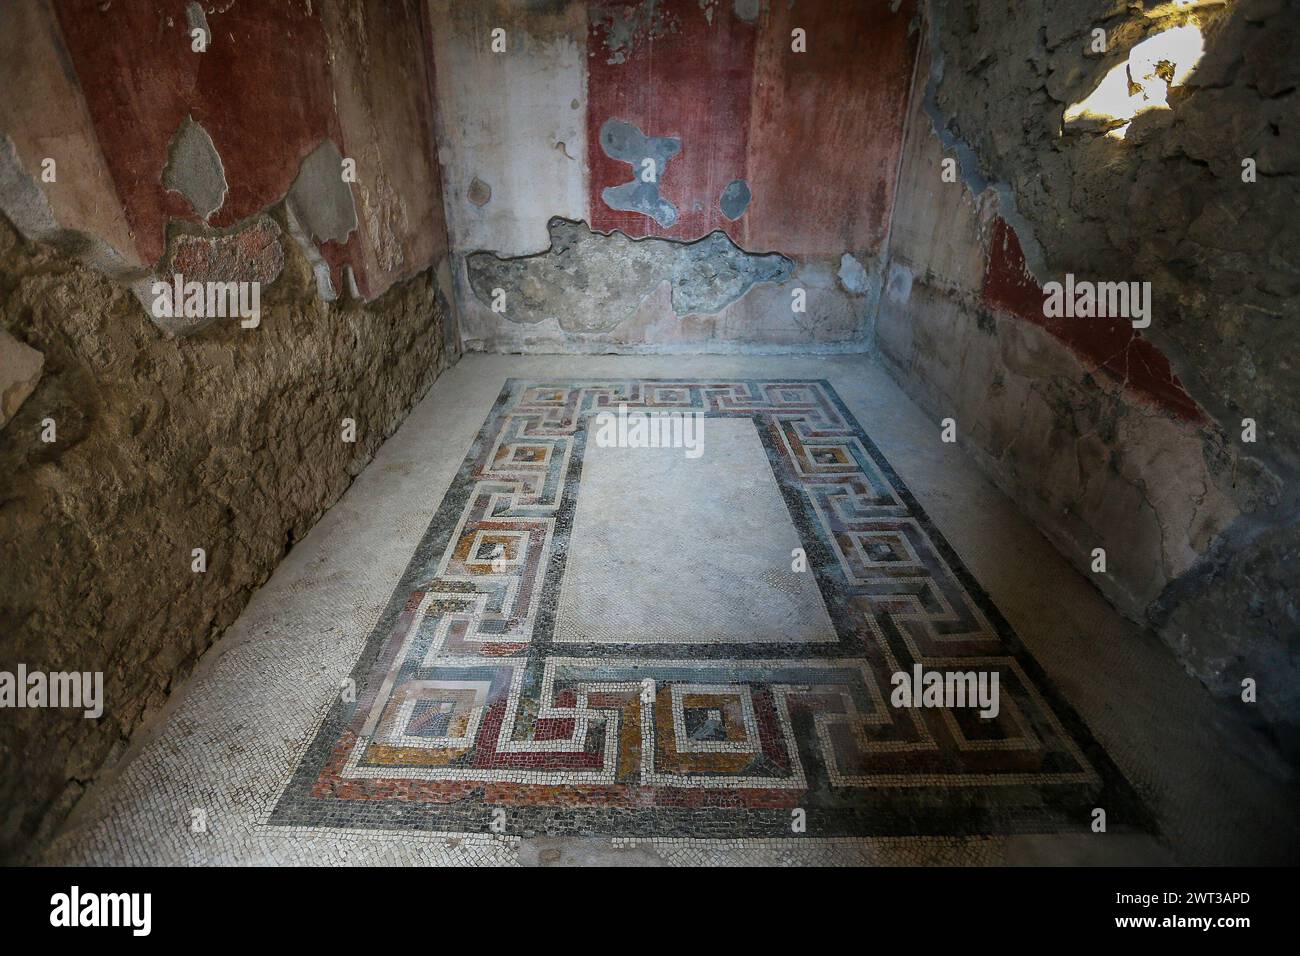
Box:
[555,417,836,644]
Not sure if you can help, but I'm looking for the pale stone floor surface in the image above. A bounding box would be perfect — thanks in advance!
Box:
[39,355,1298,866]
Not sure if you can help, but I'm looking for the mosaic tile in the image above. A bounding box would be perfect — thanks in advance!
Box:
[268,380,1151,839]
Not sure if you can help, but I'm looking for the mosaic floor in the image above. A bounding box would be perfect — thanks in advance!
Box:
[40,356,1296,866]
[269,379,1147,839]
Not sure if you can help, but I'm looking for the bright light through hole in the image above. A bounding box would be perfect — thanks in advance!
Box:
[1064,24,1205,139]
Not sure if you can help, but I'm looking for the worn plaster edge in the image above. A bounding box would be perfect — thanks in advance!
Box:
[465,216,795,269]
[919,0,1052,285]
[458,338,873,356]
[160,114,229,222]
[0,132,146,284]
[463,216,796,321]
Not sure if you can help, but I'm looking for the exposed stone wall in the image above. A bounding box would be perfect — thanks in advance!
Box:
[0,0,460,858]
[0,211,455,859]
[880,1,1298,748]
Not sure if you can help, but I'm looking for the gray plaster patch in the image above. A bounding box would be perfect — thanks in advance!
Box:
[886,261,913,304]
[285,203,338,302]
[733,0,760,23]
[467,176,491,207]
[286,140,358,245]
[719,179,751,220]
[466,217,793,333]
[284,204,338,300]
[838,253,870,295]
[599,119,681,227]
[0,133,58,238]
[161,116,227,221]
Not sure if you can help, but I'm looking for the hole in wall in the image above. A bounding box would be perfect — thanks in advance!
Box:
[1064,23,1206,139]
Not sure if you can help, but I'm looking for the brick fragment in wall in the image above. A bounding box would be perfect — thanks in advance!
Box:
[140,215,285,336]
[467,177,491,207]
[466,217,793,333]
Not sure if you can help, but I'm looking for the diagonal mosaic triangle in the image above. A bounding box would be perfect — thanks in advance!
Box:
[269,380,1152,838]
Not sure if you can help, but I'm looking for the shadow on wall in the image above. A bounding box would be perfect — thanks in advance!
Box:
[879,0,1299,753]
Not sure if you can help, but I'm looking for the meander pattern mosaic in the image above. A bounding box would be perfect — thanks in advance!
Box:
[269,380,1150,838]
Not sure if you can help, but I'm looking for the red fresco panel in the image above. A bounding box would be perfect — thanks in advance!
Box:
[52,0,363,291]
[587,0,757,242]
[743,0,919,257]
[983,217,1205,422]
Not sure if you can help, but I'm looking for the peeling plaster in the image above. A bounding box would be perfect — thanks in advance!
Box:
[286,202,339,302]
[161,116,228,221]
[921,1,1052,285]
[286,140,359,246]
[599,119,682,227]
[590,0,680,65]
[719,179,751,220]
[466,217,793,333]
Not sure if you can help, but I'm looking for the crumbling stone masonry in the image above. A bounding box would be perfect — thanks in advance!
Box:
[0,210,455,857]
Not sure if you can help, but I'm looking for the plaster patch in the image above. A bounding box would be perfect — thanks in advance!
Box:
[185,2,210,45]
[467,177,492,207]
[719,179,751,220]
[0,134,140,280]
[161,116,228,221]
[0,133,58,237]
[599,119,681,227]
[466,217,793,333]
[590,0,680,65]
[286,140,358,245]
[838,252,870,295]
[887,261,914,303]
